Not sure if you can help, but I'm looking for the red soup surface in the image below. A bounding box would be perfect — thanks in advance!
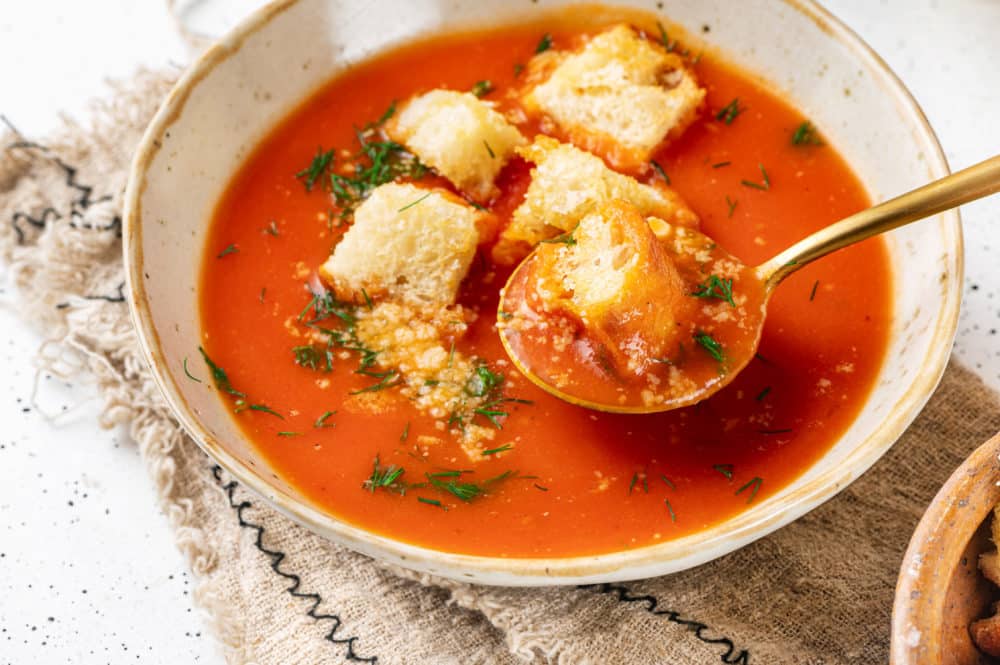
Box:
[199,17,890,558]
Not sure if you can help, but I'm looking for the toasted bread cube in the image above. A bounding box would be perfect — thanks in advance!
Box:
[386,90,527,202]
[320,183,481,306]
[532,199,692,376]
[522,24,705,171]
[494,136,698,264]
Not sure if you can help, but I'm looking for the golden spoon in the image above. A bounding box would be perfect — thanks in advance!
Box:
[498,154,1000,414]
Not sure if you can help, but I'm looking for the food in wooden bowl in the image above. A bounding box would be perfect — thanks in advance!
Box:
[893,433,1000,664]
[125,0,960,584]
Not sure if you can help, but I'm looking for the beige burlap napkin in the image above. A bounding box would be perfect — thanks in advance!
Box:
[4,70,999,665]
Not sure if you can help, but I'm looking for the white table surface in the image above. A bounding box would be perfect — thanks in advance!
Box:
[2,1,999,662]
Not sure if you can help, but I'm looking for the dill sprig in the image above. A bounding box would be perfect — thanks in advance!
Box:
[471,80,494,98]
[216,243,238,259]
[293,344,332,372]
[535,33,553,53]
[539,225,578,246]
[295,147,335,192]
[712,463,734,480]
[736,476,764,503]
[694,331,726,365]
[198,346,245,398]
[691,275,736,306]
[314,410,336,428]
[715,98,743,125]
[363,455,406,494]
[791,121,823,146]
[740,164,771,191]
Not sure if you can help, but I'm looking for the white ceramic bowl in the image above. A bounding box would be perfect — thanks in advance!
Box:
[124,0,961,585]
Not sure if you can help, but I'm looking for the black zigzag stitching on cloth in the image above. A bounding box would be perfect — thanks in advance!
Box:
[211,466,378,663]
[577,583,751,664]
[4,132,116,244]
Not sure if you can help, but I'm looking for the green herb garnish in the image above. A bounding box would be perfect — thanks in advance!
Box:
[350,370,400,394]
[465,364,504,397]
[295,146,335,192]
[716,98,743,125]
[540,225,578,246]
[809,280,819,302]
[483,140,495,159]
[661,474,676,490]
[315,410,336,428]
[364,455,405,494]
[691,275,736,306]
[398,191,431,212]
[712,463,734,480]
[694,331,726,364]
[740,164,771,191]
[248,403,284,419]
[216,244,238,258]
[418,497,444,508]
[277,431,301,437]
[293,345,332,372]
[755,386,772,402]
[482,444,513,457]
[198,346,245,398]
[735,476,763,503]
[791,121,823,146]
[471,80,494,98]
[712,161,731,169]
[726,195,738,218]
[665,498,677,523]
[182,357,202,383]
[535,33,553,53]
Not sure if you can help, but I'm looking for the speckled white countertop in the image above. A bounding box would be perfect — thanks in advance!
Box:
[1,1,998,663]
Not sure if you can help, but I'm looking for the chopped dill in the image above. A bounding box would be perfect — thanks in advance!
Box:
[656,21,677,51]
[465,364,504,397]
[216,244,238,258]
[715,98,743,125]
[534,483,549,492]
[277,431,301,437]
[248,403,284,419]
[791,121,823,146]
[198,346,245,398]
[400,422,410,442]
[740,164,771,191]
[361,288,374,310]
[350,370,400,394]
[314,410,337,428]
[755,386,772,402]
[665,498,677,523]
[418,497,444,508]
[712,161,731,169]
[295,146,335,192]
[481,444,513,457]
[628,472,639,495]
[293,345,332,372]
[809,280,819,302]
[713,463,734,480]
[726,195,738,218]
[182,357,202,383]
[539,225,578,246]
[694,331,726,364]
[513,62,525,77]
[661,474,676,490]
[397,191,431,212]
[363,455,405,494]
[483,140,495,159]
[691,274,736,306]
[535,33,553,53]
[735,476,764,503]
[471,80,494,98]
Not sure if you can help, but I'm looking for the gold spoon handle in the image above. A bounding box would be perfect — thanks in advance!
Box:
[756,154,1000,291]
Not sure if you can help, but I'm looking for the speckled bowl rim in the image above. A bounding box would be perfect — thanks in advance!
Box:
[123,0,962,585]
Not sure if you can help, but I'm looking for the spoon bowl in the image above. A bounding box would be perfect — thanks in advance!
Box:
[499,154,1000,414]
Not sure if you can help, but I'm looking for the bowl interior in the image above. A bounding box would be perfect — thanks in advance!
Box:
[125,0,961,585]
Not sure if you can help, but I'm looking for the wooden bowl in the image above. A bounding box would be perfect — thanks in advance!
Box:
[893,432,1000,664]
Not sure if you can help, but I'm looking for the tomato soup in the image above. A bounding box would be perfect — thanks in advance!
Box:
[199,16,890,557]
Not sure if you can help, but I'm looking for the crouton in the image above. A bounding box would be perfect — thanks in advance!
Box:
[493,136,698,264]
[521,24,705,171]
[386,90,527,202]
[320,183,481,306]
[531,199,692,377]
